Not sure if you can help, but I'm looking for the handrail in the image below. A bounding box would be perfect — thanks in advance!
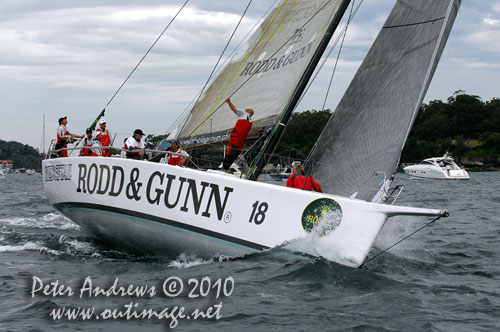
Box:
[355,171,404,204]
[46,146,188,159]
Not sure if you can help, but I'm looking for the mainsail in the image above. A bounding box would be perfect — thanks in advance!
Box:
[306,0,461,202]
[170,0,350,148]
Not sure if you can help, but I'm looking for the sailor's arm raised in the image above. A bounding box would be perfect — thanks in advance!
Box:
[225,98,238,114]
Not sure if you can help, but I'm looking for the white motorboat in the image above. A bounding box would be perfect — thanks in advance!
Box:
[0,169,5,179]
[43,0,460,268]
[403,153,469,180]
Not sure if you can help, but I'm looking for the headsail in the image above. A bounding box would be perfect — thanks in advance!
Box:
[306,0,461,202]
[170,0,350,149]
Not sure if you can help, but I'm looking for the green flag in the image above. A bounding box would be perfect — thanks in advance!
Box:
[89,109,105,131]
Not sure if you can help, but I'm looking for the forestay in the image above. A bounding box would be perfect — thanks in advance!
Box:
[307,0,461,202]
[170,0,347,147]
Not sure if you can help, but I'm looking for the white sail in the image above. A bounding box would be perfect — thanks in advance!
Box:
[172,0,347,146]
[307,0,461,202]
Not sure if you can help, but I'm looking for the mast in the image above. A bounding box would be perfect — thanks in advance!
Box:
[42,114,46,156]
[248,0,351,181]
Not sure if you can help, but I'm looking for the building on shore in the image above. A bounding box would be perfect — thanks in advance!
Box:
[0,160,14,169]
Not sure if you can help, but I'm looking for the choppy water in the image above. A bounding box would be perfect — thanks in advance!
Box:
[0,172,499,331]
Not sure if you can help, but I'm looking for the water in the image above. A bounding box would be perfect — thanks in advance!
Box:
[1,173,499,331]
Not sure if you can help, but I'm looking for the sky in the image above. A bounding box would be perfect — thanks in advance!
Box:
[0,0,498,150]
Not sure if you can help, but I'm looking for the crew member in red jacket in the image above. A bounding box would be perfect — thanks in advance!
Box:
[286,164,323,192]
[222,98,263,171]
[167,140,190,166]
[80,128,99,157]
[55,116,84,157]
[95,118,111,157]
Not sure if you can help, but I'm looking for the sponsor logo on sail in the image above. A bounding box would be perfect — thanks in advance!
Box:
[301,198,342,236]
[238,40,314,77]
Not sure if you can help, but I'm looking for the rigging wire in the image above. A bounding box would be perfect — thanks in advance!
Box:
[297,0,364,109]
[177,0,255,138]
[358,215,443,269]
[164,0,280,137]
[321,0,355,111]
[104,0,190,109]
[300,0,359,169]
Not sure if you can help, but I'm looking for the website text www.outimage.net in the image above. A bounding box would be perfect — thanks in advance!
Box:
[30,275,235,328]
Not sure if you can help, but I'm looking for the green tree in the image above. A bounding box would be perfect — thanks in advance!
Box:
[401,91,500,163]
[274,109,332,161]
[0,139,42,171]
[144,134,168,150]
[446,93,484,137]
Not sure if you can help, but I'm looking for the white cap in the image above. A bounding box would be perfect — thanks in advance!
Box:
[98,118,106,125]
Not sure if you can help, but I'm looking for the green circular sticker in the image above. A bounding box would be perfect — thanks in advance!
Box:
[301,198,342,236]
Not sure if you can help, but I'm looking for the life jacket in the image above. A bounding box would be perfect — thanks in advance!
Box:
[82,144,97,156]
[81,137,97,157]
[56,125,69,157]
[56,125,67,145]
[168,149,184,166]
[97,128,110,156]
[228,117,252,151]
[287,171,323,192]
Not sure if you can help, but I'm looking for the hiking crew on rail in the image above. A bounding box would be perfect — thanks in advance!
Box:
[122,129,145,160]
[286,163,323,192]
[166,140,190,166]
[80,128,99,157]
[55,116,84,157]
[95,118,111,157]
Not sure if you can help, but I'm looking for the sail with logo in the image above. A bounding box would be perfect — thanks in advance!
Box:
[167,0,350,149]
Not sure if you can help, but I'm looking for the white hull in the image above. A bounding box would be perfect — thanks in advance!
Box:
[403,156,470,180]
[403,167,469,179]
[43,157,445,267]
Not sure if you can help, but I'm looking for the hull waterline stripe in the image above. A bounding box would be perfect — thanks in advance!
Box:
[53,202,268,251]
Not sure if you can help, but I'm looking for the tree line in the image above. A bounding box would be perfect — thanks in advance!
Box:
[136,92,500,168]
[401,92,500,163]
[4,92,499,171]
[275,92,500,165]
[0,139,42,171]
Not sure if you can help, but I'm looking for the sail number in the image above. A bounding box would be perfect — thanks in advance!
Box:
[249,201,268,225]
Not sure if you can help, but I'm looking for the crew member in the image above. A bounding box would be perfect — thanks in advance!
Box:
[222,98,263,170]
[95,118,111,157]
[55,116,83,157]
[286,164,323,192]
[80,128,99,156]
[122,129,145,160]
[167,140,190,166]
